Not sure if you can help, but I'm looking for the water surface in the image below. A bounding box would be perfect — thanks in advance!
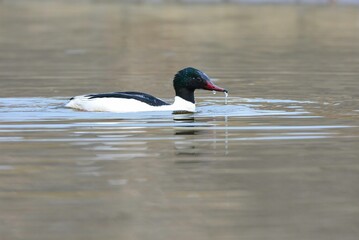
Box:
[0,2,359,240]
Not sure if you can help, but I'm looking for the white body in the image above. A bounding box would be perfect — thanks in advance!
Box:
[65,95,196,113]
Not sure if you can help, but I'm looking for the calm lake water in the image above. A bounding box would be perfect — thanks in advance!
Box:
[1,2,359,240]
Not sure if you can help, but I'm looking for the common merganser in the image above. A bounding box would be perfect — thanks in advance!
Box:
[65,67,227,113]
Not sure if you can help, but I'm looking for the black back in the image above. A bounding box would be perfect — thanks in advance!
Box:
[86,91,169,107]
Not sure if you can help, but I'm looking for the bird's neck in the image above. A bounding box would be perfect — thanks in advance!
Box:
[175,88,195,104]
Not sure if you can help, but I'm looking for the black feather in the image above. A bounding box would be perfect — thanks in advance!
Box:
[86,91,169,107]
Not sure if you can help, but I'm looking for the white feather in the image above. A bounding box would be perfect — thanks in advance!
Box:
[65,95,195,113]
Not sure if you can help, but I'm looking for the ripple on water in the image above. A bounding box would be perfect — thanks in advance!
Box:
[0,97,354,144]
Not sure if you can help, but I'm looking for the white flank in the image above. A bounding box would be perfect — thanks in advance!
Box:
[65,95,195,113]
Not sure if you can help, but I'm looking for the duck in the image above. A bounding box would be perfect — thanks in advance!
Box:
[65,67,227,113]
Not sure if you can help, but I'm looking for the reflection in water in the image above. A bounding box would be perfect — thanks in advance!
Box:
[173,113,202,156]
[173,113,231,156]
[173,113,196,135]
